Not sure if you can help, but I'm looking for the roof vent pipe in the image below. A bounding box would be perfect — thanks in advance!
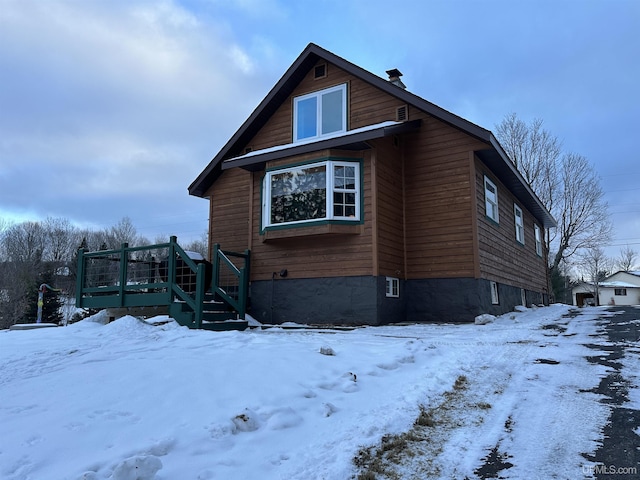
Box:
[386,68,406,89]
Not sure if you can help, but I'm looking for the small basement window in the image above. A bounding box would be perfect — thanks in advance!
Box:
[386,277,400,298]
[490,281,499,304]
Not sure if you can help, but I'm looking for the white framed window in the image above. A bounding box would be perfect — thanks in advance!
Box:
[534,224,543,256]
[293,84,347,142]
[490,281,499,304]
[386,277,400,298]
[615,288,627,296]
[484,176,499,223]
[514,204,524,244]
[263,159,360,228]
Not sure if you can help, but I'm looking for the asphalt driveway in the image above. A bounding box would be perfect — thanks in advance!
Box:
[583,306,640,478]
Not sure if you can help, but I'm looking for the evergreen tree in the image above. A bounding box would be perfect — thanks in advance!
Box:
[24,267,63,324]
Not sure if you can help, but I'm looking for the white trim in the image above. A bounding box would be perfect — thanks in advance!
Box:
[293,83,347,142]
[386,277,400,298]
[263,160,360,228]
[514,204,524,244]
[484,176,499,223]
[227,120,401,162]
[490,281,499,304]
[534,224,542,256]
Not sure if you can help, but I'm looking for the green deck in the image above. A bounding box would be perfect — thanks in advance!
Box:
[75,237,250,330]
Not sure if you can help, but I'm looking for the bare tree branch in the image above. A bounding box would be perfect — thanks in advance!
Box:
[616,245,638,272]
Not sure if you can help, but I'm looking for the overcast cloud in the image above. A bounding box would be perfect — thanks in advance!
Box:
[1,0,638,258]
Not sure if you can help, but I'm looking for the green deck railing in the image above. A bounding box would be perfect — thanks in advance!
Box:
[212,243,251,320]
[75,237,249,328]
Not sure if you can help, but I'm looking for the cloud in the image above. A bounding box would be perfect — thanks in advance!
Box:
[0,0,274,239]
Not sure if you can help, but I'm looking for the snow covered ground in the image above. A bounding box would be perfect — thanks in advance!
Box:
[0,305,620,479]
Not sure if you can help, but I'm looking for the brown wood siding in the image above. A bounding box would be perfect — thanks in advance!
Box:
[209,57,548,295]
[205,168,251,255]
[475,157,547,292]
[402,113,486,279]
[246,60,408,151]
[370,137,405,278]
[248,149,374,281]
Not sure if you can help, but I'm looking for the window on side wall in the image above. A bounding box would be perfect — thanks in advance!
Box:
[534,224,543,256]
[263,159,360,228]
[514,204,524,244]
[293,84,347,142]
[484,176,499,223]
[490,281,499,304]
[615,288,627,296]
[386,277,400,298]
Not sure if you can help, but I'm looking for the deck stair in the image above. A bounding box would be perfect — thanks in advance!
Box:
[76,237,250,331]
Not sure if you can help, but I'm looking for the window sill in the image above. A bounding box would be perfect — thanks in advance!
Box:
[261,223,362,242]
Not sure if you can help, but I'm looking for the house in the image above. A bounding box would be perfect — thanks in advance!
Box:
[189,43,556,325]
[573,271,640,307]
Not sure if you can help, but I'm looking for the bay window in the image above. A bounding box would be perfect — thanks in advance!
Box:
[263,159,361,228]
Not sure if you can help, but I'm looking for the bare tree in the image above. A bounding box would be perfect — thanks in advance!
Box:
[2,221,45,263]
[616,245,638,272]
[495,113,562,212]
[183,232,209,259]
[579,246,613,306]
[552,153,612,270]
[44,217,81,263]
[495,114,612,274]
[106,217,139,248]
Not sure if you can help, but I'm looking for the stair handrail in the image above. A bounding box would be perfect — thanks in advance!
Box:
[168,236,206,328]
[212,244,250,319]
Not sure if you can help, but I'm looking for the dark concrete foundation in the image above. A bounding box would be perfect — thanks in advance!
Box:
[248,276,548,325]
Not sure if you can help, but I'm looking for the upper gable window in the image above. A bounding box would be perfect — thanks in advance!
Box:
[484,176,499,223]
[293,84,347,142]
[263,159,360,228]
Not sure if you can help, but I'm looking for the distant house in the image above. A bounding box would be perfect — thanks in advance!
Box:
[573,271,640,307]
[189,43,555,325]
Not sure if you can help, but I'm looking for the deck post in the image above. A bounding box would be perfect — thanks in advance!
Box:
[194,262,206,328]
[212,243,221,300]
[168,237,177,303]
[118,243,129,306]
[75,248,85,308]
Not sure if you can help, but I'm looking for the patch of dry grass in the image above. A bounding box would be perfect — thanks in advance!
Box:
[352,373,492,479]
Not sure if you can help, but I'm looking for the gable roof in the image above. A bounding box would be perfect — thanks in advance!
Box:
[189,43,556,228]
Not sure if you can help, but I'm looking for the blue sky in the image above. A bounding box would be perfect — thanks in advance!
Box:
[1,0,638,262]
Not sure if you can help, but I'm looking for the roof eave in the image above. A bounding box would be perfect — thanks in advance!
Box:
[222,119,421,171]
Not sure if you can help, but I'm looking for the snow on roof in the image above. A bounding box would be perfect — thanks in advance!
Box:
[226,120,402,161]
[598,281,640,288]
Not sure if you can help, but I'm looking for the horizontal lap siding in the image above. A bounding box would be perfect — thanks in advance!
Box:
[238,61,409,282]
[475,158,547,292]
[249,150,374,281]
[248,61,407,150]
[403,114,486,279]
[371,137,405,277]
[206,168,251,255]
